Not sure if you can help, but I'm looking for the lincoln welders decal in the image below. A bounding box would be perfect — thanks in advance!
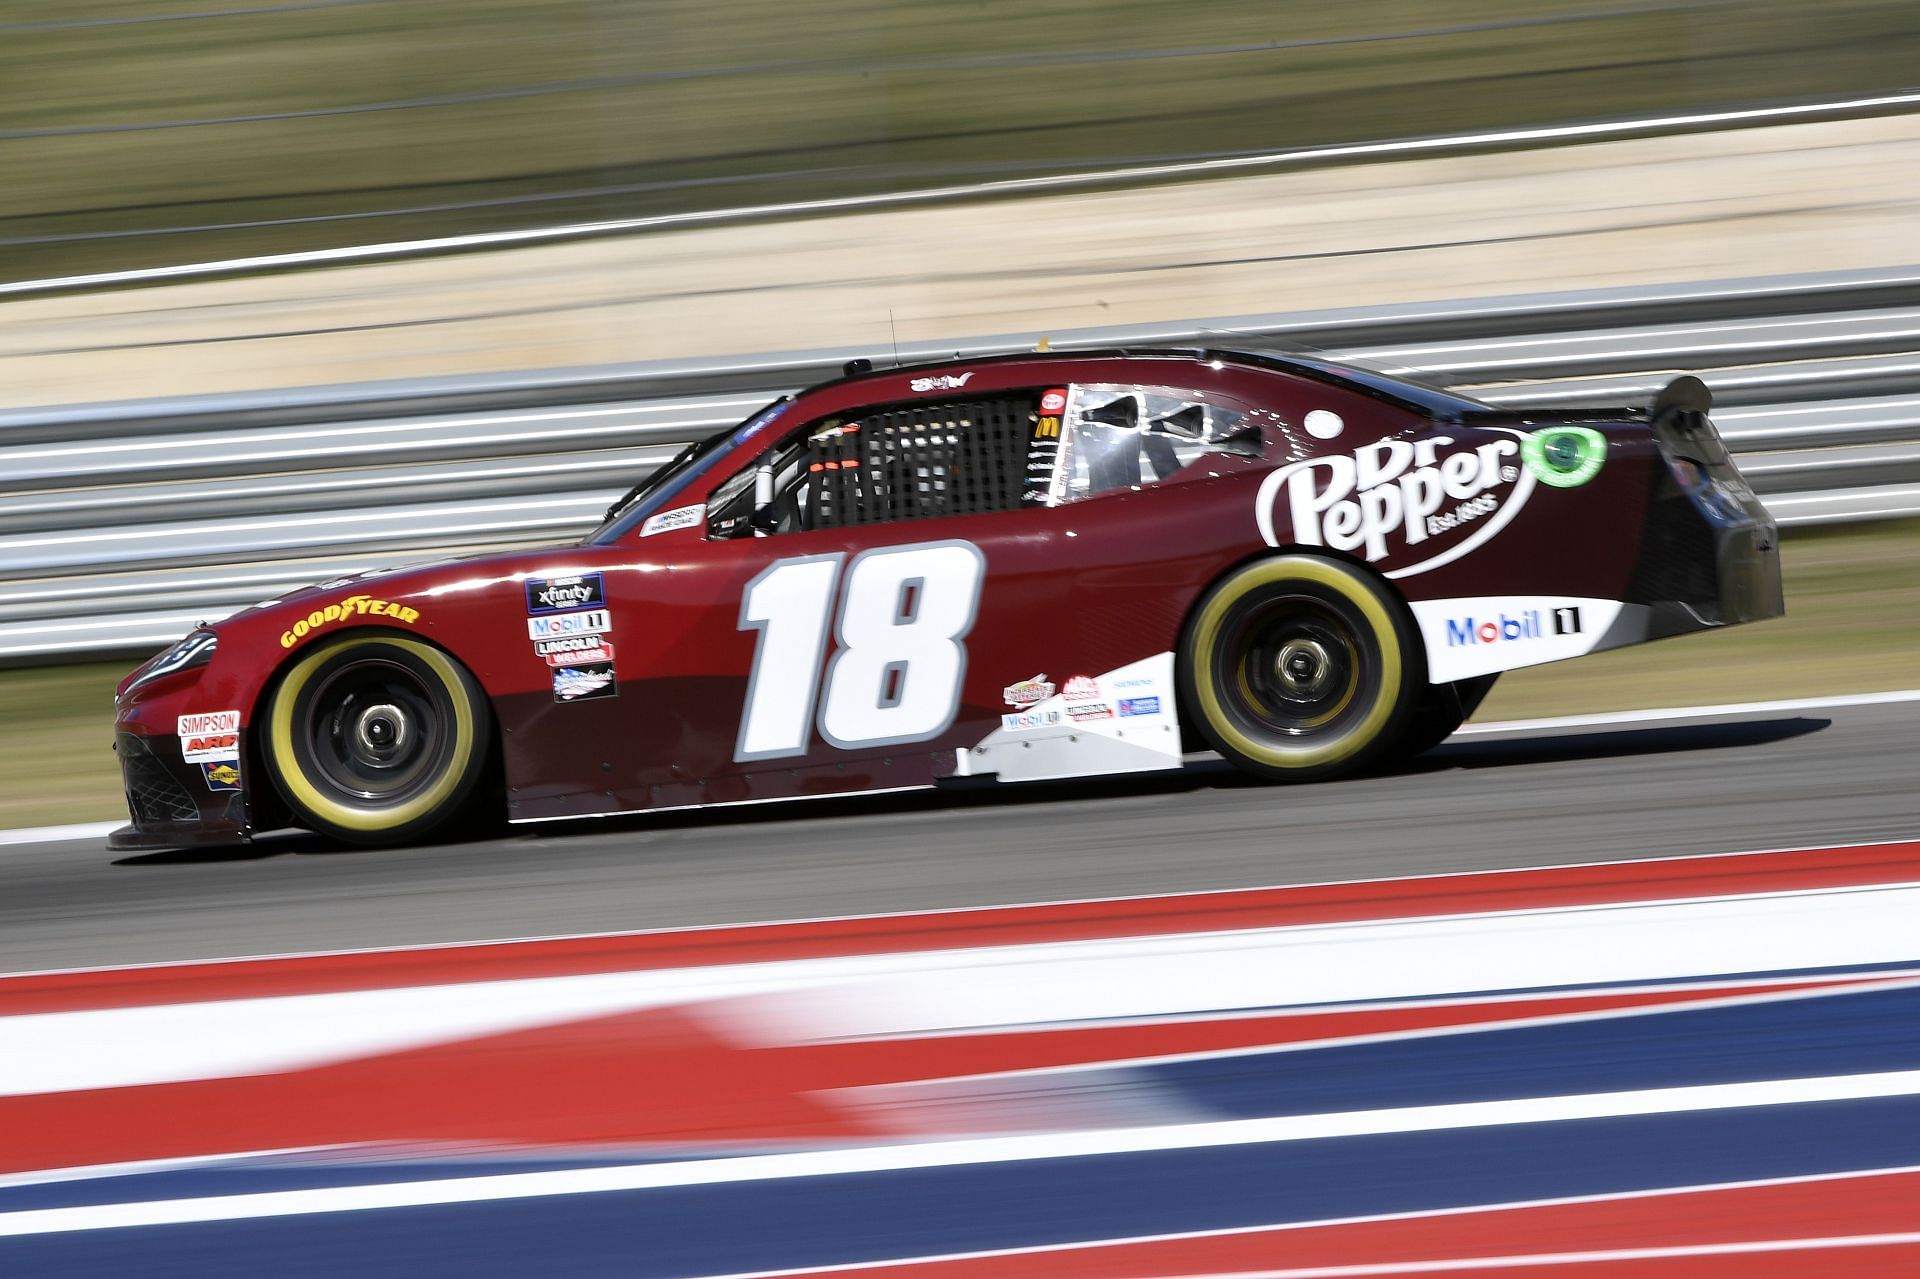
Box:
[1257,430,1536,580]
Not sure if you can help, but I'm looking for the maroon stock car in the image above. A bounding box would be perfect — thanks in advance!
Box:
[111,349,1782,850]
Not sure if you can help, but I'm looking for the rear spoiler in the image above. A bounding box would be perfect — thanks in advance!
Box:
[1453,375,1712,429]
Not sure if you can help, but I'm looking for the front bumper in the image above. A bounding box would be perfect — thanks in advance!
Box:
[107,731,253,851]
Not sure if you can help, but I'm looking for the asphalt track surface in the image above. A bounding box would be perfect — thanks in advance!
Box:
[3,697,1917,975]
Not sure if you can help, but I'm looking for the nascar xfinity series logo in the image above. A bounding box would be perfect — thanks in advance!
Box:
[525,572,605,614]
[1258,435,1534,575]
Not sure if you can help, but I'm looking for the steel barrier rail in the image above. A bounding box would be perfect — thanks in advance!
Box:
[4,264,1918,665]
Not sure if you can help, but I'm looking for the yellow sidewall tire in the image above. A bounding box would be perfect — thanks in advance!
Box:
[1184,555,1419,778]
[266,633,488,842]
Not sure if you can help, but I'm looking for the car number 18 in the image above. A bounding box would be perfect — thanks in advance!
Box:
[734,540,986,761]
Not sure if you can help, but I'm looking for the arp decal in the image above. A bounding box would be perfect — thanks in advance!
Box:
[525,572,605,615]
[278,596,421,648]
[1257,431,1536,580]
[1523,426,1608,488]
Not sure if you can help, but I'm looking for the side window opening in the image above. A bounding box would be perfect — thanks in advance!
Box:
[1054,385,1257,503]
[708,394,1048,537]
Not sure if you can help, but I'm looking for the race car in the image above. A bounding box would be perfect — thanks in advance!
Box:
[110,349,1783,850]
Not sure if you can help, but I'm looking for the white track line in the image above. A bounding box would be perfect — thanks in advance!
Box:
[0,821,120,848]
[5,1068,1920,1236]
[1458,687,1920,736]
[6,91,1920,298]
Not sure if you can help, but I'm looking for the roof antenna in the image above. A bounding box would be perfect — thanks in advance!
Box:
[889,309,901,367]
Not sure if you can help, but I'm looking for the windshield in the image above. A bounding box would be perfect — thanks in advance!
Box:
[586,398,790,544]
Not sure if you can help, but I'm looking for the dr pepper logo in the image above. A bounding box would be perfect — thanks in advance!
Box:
[1257,431,1535,576]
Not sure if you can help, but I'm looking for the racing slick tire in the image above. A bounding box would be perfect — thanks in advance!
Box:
[1394,674,1500,762]
[1180,554,1422,782]
[263,632,493,846]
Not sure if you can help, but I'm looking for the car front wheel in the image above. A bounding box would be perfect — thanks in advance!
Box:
[263,633,492,846]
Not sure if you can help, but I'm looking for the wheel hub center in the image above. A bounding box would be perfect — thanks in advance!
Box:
[353,703,410,760]
[1275,638,1333,698]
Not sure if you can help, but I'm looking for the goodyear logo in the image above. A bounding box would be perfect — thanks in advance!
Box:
[280,595,421,648]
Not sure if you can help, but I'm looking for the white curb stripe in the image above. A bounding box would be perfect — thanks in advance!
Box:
[4,1068,1919,1236]
[1459,688,1920,736]
[0,821,120,848]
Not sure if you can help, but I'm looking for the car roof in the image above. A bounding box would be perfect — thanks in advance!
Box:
[815,346,1502,420]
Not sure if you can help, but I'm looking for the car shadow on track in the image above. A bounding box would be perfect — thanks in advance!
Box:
[1408,715,1831,775]
[109,716,1830,867]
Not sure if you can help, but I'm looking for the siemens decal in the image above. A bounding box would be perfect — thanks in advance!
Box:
[1257,432,1535,579]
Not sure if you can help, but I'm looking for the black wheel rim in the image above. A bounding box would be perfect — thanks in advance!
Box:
[292,650,455,808]
[1212,587,1377,741]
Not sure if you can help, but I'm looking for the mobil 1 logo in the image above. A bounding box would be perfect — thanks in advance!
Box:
[525,571,606,615]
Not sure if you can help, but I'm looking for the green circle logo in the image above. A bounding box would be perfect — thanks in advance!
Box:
[1523,426,1606,488]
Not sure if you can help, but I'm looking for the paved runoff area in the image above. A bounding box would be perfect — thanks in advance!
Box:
[4,113,1920,405]
[4,841,1920,1276]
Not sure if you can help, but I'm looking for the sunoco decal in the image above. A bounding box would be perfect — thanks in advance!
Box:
[1257,431,1536,579]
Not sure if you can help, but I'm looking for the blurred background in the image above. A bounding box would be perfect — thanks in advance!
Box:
[1,1,1918,818]
[7,0,1920,280]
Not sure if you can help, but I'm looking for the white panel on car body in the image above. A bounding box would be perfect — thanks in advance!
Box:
[956,652,1182,783]
[1410,596,1638,682]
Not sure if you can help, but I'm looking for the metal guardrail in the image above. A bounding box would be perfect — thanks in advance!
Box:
[4,265,1918,664]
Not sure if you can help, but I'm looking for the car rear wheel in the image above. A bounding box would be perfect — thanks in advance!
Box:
[1180,555,1421,781]
[264,633,492,846]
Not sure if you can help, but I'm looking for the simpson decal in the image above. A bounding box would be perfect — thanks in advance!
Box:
[178,711,241,762]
